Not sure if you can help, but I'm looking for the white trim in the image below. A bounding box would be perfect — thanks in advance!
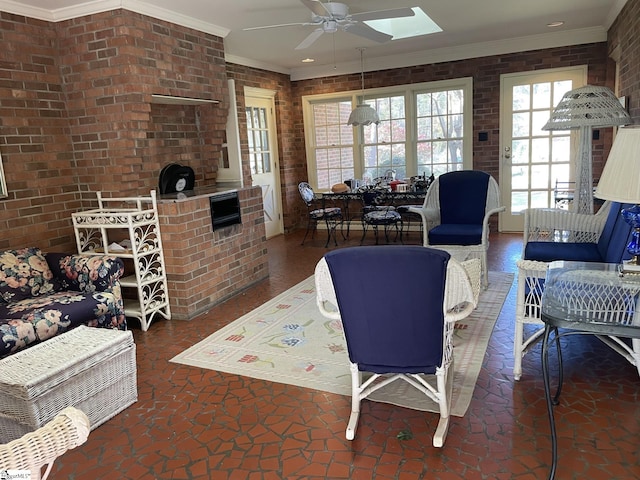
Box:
[217,79,243,185]
[0,0,230,37]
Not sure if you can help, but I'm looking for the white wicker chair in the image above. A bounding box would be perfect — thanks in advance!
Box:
[408,171,504,288]
[514,201,640,380]
[0,406,90,480]
[315,247,480,447]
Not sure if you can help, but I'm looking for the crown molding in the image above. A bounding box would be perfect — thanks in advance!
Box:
[223,54,291,77]
[288,26,608,81]
[0,0,230,37]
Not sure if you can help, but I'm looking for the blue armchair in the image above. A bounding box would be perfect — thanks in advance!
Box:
[408,170,505,287]
[315,246,480,447]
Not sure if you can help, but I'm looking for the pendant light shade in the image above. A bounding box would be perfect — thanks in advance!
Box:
[347,48,379,126]
[347,104,379,126]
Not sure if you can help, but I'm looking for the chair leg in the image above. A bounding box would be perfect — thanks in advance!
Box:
[432,416,450,448]
[432,359,453,447]
[301,219,316,245]
[324,217,338,248]
[346,363,361,440]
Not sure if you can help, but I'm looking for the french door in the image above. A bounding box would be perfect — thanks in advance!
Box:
[245,89,283,238]
[499,67,586,232]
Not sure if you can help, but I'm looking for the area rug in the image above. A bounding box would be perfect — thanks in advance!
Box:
[171,271,513,416]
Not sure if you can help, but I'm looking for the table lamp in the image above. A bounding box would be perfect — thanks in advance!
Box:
[594,125,640,271]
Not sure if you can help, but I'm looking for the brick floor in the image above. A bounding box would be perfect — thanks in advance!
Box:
[51,230,640,479]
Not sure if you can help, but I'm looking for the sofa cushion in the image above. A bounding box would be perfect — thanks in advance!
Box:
[0,248,57,303]
[524,241,603,263]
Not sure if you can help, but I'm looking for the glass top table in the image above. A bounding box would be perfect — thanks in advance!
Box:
[540,261,640,479]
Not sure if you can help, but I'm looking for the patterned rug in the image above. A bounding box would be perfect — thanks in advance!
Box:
[171,271,513,416]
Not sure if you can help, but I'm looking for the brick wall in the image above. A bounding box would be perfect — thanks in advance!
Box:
[56,9,229,197]
[0,13,80,251]
[0,10,269,324]
[0,9,230,251]
[609,0,640,119]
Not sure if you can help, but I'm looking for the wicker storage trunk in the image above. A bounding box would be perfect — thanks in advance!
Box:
[0,325,137,442]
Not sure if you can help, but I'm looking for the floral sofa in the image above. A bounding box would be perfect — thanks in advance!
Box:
[0,247,126,357]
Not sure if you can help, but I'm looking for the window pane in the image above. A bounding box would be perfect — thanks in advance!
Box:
[311,100,354,187]
[362,95,407,179]
[415,87,466,176]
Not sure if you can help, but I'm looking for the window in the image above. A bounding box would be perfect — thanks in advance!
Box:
[362,95,406,182]
[416,89,464,176]
[302,78,473,190]
[246,106,271,175]
[311,101,354,190]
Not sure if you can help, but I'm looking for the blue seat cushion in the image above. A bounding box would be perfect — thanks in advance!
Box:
[524,241,602,263]
[429,224,483,245]
[523,202,634,264]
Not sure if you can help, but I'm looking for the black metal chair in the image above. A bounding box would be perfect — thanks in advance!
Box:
[298,182,343,247]
[360,190,402,245]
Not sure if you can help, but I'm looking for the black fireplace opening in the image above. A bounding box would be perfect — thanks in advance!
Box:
[210,192,241,231]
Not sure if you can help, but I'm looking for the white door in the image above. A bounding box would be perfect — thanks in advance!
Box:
[499,67,586,232]
[245,90,283,238]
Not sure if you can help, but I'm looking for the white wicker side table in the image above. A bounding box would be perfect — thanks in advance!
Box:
[0,326,137,443]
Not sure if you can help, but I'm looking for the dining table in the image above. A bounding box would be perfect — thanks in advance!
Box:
[320,189,427,238]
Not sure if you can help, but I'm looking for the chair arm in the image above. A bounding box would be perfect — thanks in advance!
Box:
[0,406,90,479]
[407,206,439,221]
[314,257,340,320]
[516,259,549,278]
[47,253,125,293]
[444,257,480,322]
[481,206,506,245]
[523,205,609,245]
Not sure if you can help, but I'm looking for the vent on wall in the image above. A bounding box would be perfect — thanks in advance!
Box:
[210,192,241,231]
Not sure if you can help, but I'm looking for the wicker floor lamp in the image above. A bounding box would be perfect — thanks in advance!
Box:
[543,85,631,214]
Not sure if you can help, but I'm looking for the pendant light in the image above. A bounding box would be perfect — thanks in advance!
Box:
[347,48,379,126]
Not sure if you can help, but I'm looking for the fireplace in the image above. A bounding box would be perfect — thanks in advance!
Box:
[210,192,241,230]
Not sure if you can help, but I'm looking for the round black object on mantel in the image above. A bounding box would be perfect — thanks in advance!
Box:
[158,164,195,194]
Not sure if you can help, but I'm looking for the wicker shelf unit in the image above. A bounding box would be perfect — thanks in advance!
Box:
[71,190,171,331]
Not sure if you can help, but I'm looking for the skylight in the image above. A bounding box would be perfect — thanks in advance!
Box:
[363,7,442,40]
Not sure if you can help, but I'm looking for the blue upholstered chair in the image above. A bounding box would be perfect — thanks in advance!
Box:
[408,171,505,287]
[315,246,480,447]
[514,201,635,380]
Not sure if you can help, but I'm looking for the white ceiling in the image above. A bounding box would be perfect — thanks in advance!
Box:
[0,0,628,80]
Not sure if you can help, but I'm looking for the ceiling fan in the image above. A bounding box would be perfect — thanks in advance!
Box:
[244,0,415,50]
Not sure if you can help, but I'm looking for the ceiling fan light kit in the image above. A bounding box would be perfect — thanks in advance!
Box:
[244,0,415,50]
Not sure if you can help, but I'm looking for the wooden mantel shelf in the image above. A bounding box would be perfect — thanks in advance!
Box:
[151,94,219,105]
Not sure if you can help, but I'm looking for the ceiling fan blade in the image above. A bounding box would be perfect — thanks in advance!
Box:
[343,22,392,43]
[350,7,415,22]
[244,22,310,31]
[300,0,331,17]
[295,28,325,50]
